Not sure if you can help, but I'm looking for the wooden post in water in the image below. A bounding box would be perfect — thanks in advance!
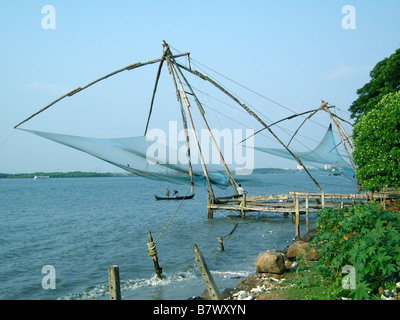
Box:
[305,195,309,233]
[207,190,214,219]
[108,265,121,300]
[148,231,163,278]
[295,197,300,237]
[217,237,224,251]
[240,193,247,218]
[193,244,221,300]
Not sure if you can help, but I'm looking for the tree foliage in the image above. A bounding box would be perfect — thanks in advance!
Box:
[349,48,400,119]
[352,91,400,191]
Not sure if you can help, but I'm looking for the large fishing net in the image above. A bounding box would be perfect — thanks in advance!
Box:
[20,129,230,187]
[253,124,354,176]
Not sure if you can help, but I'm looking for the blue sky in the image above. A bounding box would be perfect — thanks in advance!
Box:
[1,0,399,173]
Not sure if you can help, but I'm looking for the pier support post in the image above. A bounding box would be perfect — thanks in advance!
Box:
[217,236,224,251]
[240,193,247,218]
[108,265,121,300]
[193,244,221,300]
[147,231,163,278]
[305,195,309,233]
[295,197,300,237]
[207,191,214,219]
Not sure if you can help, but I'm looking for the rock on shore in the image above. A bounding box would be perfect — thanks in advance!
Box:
[198,229,319,300]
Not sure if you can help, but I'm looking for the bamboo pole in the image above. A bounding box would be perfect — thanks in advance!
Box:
[176,63,323,193]
[163,45,195,190]
[162,44,215,202]
[172,61,239,195]
[238,106,335,145]
[174,66,215,201]
[144,49,169,136]
[15,52,191,129]
[287,103,327,147]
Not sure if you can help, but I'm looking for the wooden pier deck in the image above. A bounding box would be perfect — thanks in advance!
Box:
[208,190,399,237]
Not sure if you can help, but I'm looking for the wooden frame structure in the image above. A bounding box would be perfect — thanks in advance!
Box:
[15,40,365,219]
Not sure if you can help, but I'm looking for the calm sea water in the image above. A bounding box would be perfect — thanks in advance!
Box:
[0,172,356,300]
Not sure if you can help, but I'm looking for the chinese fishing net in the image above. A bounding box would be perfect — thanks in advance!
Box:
[19,129,230,188]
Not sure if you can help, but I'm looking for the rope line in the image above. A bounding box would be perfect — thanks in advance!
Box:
[147,241,158,257]
[154,185,192,244]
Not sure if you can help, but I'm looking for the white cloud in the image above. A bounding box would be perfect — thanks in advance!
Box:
[322,62,372,80]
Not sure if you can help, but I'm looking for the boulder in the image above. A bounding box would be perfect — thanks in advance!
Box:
[235,273,259,291]
[254,252,286,274]
[286,240,319,261]
[295,228,318,242]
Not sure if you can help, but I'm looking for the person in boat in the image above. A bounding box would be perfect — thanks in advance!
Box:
[166,188,170,198]
[236,184,247,195]
[173,190,179,197]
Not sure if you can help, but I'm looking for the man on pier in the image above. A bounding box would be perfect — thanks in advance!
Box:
[237,184,247,195]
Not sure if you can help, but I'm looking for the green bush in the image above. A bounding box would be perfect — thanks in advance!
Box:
[310,203,400,299]
[353,91,400,191]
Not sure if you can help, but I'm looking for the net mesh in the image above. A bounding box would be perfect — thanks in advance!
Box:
[20,129,230,188]
[253,124,354,175]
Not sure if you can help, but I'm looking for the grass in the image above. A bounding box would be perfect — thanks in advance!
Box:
[256,262,342,300]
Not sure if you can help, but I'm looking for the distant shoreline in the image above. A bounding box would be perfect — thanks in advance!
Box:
[0,168,302,179]
[0,171,133,179]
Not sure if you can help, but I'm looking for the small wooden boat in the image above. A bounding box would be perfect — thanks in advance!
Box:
[154,193,195,200]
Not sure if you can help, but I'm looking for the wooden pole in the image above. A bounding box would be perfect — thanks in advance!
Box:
[192,244,221,300]
[176,63,323,193]
[144,49,169,136]
[14,57,172,129]
[217,237,224,251]
[207,192,214,219]
[163,46,195,190]
[305,195,309,233]
[240,193,247,218]
[148,231,163,278]
[172,62,239,196]
[108,265,121,300]
[295,197,300,237]
[166,57,215,202]
[287,103,326,147]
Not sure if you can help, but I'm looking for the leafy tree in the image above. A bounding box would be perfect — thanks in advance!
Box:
[352,91,400,191]
[349,48,400,119]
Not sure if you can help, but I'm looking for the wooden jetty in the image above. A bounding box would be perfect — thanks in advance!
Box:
[208,190,399,237]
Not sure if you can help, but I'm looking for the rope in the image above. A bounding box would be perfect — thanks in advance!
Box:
[215,210,238,239]
[0,130,16,148]
[154,185,192,244]
[147,241,158,257]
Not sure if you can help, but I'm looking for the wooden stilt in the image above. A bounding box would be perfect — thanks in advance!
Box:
[295,197,300,237]
[192,244,221,300]
[240,193,247,218]
[305,195,309,233]
[147,231,163,278]
[108,265,121,300]
[217,237,224,251]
